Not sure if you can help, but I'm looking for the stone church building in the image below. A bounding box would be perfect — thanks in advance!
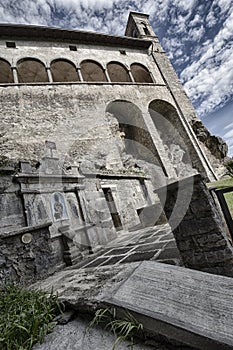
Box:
[0,12,229,280]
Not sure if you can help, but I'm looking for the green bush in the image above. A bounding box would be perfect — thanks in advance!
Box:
[0,284,61,350]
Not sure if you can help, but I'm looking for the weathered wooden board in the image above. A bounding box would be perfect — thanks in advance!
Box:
[104,261,233,350]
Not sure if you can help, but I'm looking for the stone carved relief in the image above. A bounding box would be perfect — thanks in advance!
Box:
[25,196,49,226]
[51,192,68,222]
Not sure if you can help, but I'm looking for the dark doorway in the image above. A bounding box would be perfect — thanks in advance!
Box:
[103,188,123,231]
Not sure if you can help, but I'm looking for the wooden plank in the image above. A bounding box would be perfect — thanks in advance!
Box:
[104,261,233,350]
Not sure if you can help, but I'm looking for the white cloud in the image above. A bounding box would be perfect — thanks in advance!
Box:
[173,0,197,12]
[224,122,233,130]
[181,8,233,116]
[189,14,202,27]
[188,25,205,41]
[218,0,233,14]
[223,129,233,139]
[206,8,217,28]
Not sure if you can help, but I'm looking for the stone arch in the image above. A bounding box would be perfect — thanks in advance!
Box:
[17,58,49,83]
[130,63,153,83]
[50,59,79,82]
[107,62,131,82]
[106,100,161,167]
[80,60,107,82]
[148,99,195,177]
[0,58,14,83]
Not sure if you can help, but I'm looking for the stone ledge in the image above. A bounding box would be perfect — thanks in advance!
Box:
[0,222,52,238]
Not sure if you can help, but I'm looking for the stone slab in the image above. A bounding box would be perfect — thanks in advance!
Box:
[103,261,233,350]
[31,263,140,311]
[33,314,170,350]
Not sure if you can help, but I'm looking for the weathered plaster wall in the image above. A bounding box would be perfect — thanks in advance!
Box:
[0,83,206,182]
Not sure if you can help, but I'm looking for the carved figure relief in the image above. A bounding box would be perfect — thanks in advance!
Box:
[51,192,68,221]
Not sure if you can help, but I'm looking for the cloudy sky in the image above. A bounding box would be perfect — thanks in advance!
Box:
[1,0,233,155]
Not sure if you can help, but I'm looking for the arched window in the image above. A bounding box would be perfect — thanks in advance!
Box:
[50,59,79,82]
[0,58,13,83]
[131,63,153,83]
[80,60,107,82]
[107,62,131,82]
[17,58,48,83]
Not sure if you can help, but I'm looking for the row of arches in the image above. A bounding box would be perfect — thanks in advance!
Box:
[0,58,154,84]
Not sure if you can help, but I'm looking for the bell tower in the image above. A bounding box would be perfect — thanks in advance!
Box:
[125,12,157,39]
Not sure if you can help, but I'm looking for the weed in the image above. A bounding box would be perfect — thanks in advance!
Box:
[89,307,144,350]
[0,283,62,350]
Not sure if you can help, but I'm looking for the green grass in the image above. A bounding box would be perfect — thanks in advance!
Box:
[224,192,233,217]
[208,177,233,217]
[89,308,144,350]
[208,177,233,190]
[0,284,62,350]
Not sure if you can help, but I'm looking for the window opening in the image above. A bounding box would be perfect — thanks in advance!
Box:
[103,188,123,231]
[6,42,16,48]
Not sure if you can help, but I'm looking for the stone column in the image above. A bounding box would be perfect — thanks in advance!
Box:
[128,69,135,83]
[104,68,111,82]
[141,110,177,178]
[155,174,233,277]
[12,67,18,83]
[46,67,53,82]
[77,68,83,82]
[149,71,156,83]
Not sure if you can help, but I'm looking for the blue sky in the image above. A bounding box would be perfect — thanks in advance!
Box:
[0,0,232,155]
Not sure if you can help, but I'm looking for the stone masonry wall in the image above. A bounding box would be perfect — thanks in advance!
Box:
[156,174,233,277]
[0,223,56,284]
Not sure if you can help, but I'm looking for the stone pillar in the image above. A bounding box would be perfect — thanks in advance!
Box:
[155,174,233,277]
[141,110,177,178]
[104,68,111,82]
[77,68,83,82]
[12,67,18,83]
[46,67,53,83]
[128,70,135,83]
[149,71,156,83]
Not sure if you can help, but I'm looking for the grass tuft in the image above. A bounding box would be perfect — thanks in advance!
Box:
[0,283,62,350]
[89,308,144,350]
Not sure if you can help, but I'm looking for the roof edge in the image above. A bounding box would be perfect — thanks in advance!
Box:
[0,23,152,49]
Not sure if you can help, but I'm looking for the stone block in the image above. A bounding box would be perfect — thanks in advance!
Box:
[204,249,233,264]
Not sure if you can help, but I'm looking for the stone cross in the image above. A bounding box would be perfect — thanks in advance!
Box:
[45,140,57,158]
